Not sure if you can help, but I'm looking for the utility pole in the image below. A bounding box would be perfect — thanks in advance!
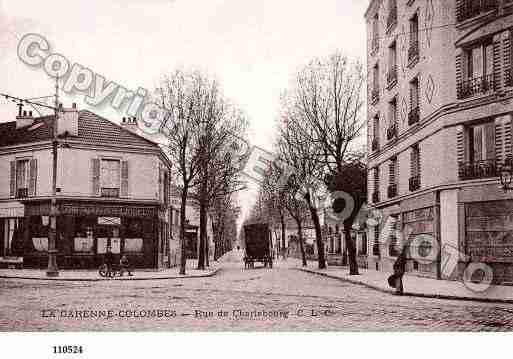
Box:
[1,80,62,277]
[46,78,60,277]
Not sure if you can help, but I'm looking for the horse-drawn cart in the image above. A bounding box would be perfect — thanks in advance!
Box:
[243,223,273,269]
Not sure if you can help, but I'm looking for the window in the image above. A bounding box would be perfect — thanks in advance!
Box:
[388,157,398,198]
[387,41,398,88]
[373,225,380,256]
[372,115,380,151]
[372,64,380,104]
[386,0,397,30]
[372,167,380,203]
[458,41,495,99]
[410,144,421,191]
[408,13,419,65]
[457,0,499,22]
[100,159,120,197]
[408,77,420,125]
[16,159,29,197]
[387,98,398,140]
[459,120,498,180]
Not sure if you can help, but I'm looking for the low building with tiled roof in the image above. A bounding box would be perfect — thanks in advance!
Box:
[0,104,177,270]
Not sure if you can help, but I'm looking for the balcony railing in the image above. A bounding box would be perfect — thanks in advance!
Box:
[101,187,120,198]
[371,138,379,152]
[386,124,397,141]
[372,191,380,204]
[371,88,380,104]
[16,188,28,198]
[457,74,495,99]
[457,0,498,22]
[408,106,420,126]
[387,65,398,88]
[409,175,421,192]
[386,7,397,30]
[408,40,419,65]
[506,68,513,87]
[458,159,499,180]
[371,36,379,54]
[372,243,380,256]
[388,183,398,199]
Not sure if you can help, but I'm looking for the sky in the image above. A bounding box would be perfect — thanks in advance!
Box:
[0,0,368,223]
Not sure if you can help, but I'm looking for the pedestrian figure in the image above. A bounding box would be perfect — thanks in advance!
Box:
[391,245,408,295]
[104,246,114,278]
[120,255,133,276]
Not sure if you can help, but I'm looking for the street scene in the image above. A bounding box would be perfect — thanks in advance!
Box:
[1,0,513,335]
[2,259,513,331]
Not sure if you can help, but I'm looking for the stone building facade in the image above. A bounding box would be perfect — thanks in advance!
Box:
[0,106,174,269]
[365,0,513,284]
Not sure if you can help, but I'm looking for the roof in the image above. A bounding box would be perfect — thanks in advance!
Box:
[0,110,159,149]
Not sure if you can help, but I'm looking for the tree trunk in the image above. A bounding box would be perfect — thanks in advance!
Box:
[344,224,359,275]
[206,237,210,267]
[296,219,307,267]
[197,202,207,270]
[179,190,188,275]
[305,192,326,269]
[280,213,286,257]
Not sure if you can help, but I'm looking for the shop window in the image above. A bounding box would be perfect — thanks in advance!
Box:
[124,218,144,253]
[73,217,95,253]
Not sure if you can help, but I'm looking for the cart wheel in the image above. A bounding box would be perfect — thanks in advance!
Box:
[98,264,108,277]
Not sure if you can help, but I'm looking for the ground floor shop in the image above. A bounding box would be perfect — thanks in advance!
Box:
[1,200,173,270]
[368,184,513,285]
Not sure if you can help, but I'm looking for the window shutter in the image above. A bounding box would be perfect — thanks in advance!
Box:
[29,159,37,196]
[456,53,463,98]
[10,161,16,197]
[92,158,100,196]
[121,160,129,197]
[504,35,511,86]
[485,122,496,160]
[457,127,465,164]
[495,116,512,163]
[493,40,501,90]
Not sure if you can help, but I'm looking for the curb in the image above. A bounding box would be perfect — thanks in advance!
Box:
[296,268,513,305]
[0,268,220,282]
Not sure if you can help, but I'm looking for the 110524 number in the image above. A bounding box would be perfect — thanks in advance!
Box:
[53,346,84,354]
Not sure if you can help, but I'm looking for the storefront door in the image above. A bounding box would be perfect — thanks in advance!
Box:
[96,225,121,255]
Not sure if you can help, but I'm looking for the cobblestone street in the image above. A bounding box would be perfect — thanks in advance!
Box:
[1,263,513,331]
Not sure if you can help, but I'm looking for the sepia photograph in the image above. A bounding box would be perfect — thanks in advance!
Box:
[0,0,513,349]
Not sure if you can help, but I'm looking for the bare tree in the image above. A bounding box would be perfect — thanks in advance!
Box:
[157,70,214,275]
[280,52,365,274]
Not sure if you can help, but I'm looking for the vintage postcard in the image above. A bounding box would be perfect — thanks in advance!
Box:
[1,0,513,347]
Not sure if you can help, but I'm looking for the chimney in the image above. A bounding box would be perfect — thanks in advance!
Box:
[57,103,79,137]
[120,116,140,134]
[16,107,34,129]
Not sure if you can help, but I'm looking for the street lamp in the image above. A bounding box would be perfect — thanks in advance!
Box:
[500,162,513,192]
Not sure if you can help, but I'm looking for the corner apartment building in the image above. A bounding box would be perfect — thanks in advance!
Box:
[365,0,513,284]
[0,106,174,269]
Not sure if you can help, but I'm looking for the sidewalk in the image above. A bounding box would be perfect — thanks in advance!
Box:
[295,261,513,304]
[0,260,219,281]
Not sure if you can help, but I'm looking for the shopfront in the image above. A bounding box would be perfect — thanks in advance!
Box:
[22,200,161,269]
[0,204,24,258]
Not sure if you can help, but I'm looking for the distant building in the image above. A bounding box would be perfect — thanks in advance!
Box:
[365,0,513,284]
[0,106,173,269]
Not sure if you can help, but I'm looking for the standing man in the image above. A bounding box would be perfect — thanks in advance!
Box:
[392,245,408,295]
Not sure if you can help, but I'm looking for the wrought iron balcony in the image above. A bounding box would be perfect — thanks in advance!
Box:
[371,138,379,152]
[457,74,495,99]
[371,88,380,104]
[16,187,28,198]
[386,66,398,88]
[371,37,379,54]
[408,40,419,65]
[387,183,398,199]
[408,106,420,126]
[506,68,513,87]
[409,175,421,192]
[101,187,120,198]
[458,159,499,180]
[372,243,380,256]
[386,7,397,31]
[456,0,498,22]
[372,191,380,204]
[386,124,397,141]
